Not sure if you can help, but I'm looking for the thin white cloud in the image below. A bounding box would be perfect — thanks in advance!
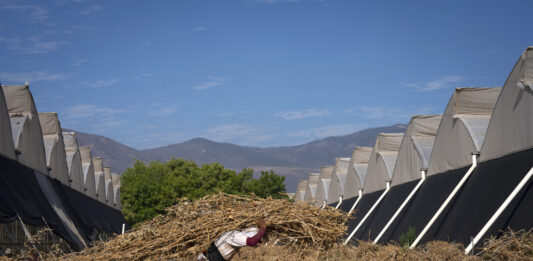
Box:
[192,76,229,90]
[139,73,153,77]
[147,104,178,116]
[82,79,119,88]
[347,105,435,122]
[405,75,466,91]
[0,36,69,54]
[72,58,88,67]
[0,71,69,83]
[81,5,103,15]
[64,104,126,119]
[1,3,49,23]
[288,123,367,139]
[276,109,330,120]
[193,26,208,32]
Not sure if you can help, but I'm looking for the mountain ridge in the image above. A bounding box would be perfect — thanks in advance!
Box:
[68,123,407,192]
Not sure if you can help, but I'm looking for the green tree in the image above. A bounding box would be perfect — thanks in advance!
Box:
[120,159,287,225]
[244,170,287,199]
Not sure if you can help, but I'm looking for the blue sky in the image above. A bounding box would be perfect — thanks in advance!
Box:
[1,0,532,149]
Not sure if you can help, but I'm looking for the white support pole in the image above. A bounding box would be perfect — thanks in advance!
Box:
[122,223,126,235]
[348,189,363,215]
[344,182,391,245]
[410,154,478,249]
[374,170,427,244]
[464,165,533,254]
[335,196,343,209]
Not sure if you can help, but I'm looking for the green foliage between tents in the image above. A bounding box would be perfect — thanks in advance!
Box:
[120,158,287,225]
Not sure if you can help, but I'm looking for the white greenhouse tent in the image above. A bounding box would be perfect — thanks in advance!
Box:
[0,85,15,160]
[92,157,107,204]
[79,146,97,198]
[383,87,500,246]
[62,132,85,192]
[360,115,442,243]
[103,167,114,207]
[345,133,404,243]
[2,84,48,174]
[327,157,351,206]
[38,113,70,185]
[428,47,533,253]
[339,146,373,213]
[303,173,320,202]
[314,166,334,207]
[111,172,121,209]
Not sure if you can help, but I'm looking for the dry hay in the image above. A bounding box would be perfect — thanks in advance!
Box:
[478,229,533,260]
[233,240,479,261]
[61,193,348,260]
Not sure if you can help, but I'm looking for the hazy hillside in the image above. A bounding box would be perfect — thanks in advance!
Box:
[69,123,407,191]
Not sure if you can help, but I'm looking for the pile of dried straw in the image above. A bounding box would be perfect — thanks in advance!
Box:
[63,193,348,260]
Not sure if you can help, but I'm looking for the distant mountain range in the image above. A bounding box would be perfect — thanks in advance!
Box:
[66,123,407,192]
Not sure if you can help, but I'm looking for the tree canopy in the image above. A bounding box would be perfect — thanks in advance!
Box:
[120,158,287,225]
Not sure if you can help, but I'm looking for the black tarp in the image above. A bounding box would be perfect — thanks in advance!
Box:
[0,154,128,249]
[429,147,533,248]
[358,179,419,241]
[61,184,126,235]
[379,165,470,243]
[345,190,382,243]
[338,196,358,213]
[0,155,87,249]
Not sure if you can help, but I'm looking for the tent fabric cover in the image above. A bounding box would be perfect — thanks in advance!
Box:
[79,146,97,198]
[314,166,334,205]
[421,47,533,248]
[480,47,533,162]
[294,180,308,202]
[343,146,373,199]
[62,132,84,192]
[344,190,383,243]
[0,155,88,250]
[428,147,533,246]
[39,113,70,185]
[352,115,440,241]
[0,85,15,160]
[2,84,48,174]
[104,167,114,207]
[304,173,320,202]
[392,115,441,186]
[427,87,500,176]
[327,157,351,204]
[92,157,107,203]
[378,166,469,243]
[363,133,403,194]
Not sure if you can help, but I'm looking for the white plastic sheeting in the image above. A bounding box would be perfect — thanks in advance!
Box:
[62,132,85,192]
[103,167,114,207]
[2,84,48,174]
[327,157,351,204]
[314,166,334,206]
[391,115,441,186]
[111,172,121,209]
[480,47,533,162]
[39,113,70,185]
[92,157,107,204]
[344,147,373,199]
[0,85,15,160]
[304,173,320,202]
[79,146,97,198]
[295,180,308,202]
[428,87,500,176]
[363,133,404,194]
